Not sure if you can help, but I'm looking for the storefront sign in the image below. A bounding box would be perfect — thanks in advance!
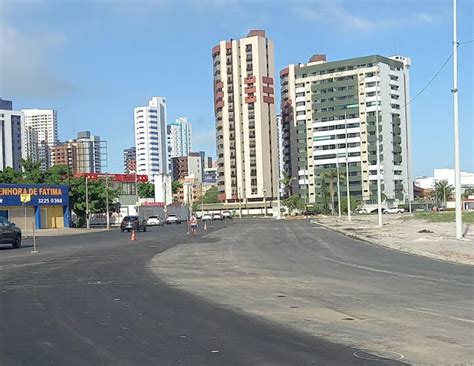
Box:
[0,184,69,206]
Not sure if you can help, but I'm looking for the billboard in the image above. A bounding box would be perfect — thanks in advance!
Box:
[0,184,69,207]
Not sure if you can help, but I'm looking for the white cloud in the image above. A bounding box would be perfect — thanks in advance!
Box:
[293,0,437,32]
[0,22,75,98]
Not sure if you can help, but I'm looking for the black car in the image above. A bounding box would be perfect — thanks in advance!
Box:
[120,216,147,232]
[0,217,22,249]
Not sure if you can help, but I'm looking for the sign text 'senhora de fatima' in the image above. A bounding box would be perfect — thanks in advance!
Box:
[0,184,69,206]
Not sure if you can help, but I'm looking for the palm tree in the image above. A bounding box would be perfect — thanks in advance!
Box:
[321,170,344,215]
[280,171,296,198]
[434,180,453,208]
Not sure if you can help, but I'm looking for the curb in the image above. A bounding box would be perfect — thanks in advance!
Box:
[310,220,473,267]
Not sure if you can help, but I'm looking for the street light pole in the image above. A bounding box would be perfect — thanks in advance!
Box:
[238,187,242,219]
[345,109,351,221]
[452,0,463,239]
[105,174,110,230]
[263,188,267,217]
[85,176,90,229]
[276,180,282,219]
[375,73,383,227]
[335,137,342,218]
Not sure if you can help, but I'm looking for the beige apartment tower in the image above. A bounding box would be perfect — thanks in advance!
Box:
[212,30,278,205]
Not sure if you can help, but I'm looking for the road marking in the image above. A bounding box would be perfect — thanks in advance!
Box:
[405,308,474,324]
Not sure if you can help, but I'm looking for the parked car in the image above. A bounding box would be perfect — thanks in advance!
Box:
[303,210,318,216]
[120,216,147,232]
[146,215,163,226]
[202,213,213,221]
[0,217,22,249]
[222,211,233,219]
[165,214,182,225]
[212,213,223,220]
[383,207,405,214]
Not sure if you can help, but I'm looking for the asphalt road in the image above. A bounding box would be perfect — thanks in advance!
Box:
[152,219,474,364]
[0,221,402,366]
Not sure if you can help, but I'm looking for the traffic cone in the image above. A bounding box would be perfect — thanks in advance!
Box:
[131,229,137,241]
[204,220,208,231]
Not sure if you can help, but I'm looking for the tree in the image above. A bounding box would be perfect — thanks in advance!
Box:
[69,177,120,227]
[44,164,72,185]
[171,180,183,194]
[341,197,360,214]
[21,159,45,183]
[138,182,154,198]
[282,194,305,215]
[435,180,453,207]
[0,167,21,183]
[280,172,296,198]
[321,170,344,215]
[462,187,474,200]
[203,186,219,204]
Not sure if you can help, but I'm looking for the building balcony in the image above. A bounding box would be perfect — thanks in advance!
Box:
[263,96,274,104]
[262,76,274,85]
[263,86,274,94]
[244,76,256,84]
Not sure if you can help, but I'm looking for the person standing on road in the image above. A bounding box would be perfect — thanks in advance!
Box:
[190,214,198,235]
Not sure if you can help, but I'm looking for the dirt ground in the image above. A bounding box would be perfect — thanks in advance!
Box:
[313,213,474,265]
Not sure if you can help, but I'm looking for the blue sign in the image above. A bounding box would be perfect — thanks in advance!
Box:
[0,184,69,207]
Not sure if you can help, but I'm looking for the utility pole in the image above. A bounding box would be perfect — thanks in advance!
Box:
[345,109,351,221]
[375,73,383,227]
[85,176,90,229]
[238,187,242,219]
[452,0,463,239]
[276,179,282,220]
[263,188,267,217]
[335,137,342,218]
[105,174,110,230]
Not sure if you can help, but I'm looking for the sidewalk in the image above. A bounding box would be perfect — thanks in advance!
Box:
[312,214,474,266]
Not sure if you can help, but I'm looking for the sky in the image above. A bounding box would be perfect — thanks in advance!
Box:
[0,0,472,177]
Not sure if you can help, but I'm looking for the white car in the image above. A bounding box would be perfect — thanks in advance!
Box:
[222,211,232,219]
[384,207,405,214]
[146,215,163,226]
[202,213,213,221]
[165,214,182,224]
[212,213,223,220]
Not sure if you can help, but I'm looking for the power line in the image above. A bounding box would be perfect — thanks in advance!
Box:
[408,52,453,106]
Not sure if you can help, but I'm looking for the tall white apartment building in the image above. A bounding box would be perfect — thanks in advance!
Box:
[212,30,279,204]
[280,54,413,205]
[168,117,192,158]
[0,98,23,171]
[134,97,168,181]
[21,108,58,170]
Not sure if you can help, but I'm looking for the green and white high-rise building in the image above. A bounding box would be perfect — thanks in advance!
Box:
[280,54,413,206]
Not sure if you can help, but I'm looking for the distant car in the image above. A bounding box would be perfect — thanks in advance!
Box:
[195,212,203,219]
[383,207,405,214]
[303,210,318,216]
[212,213,223,220]
[120,216,147,232]
[146,215,163,226]
[0,217,22,249]
[222,211,232,219]
[202,213,213,221]
[165,214,182,225]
